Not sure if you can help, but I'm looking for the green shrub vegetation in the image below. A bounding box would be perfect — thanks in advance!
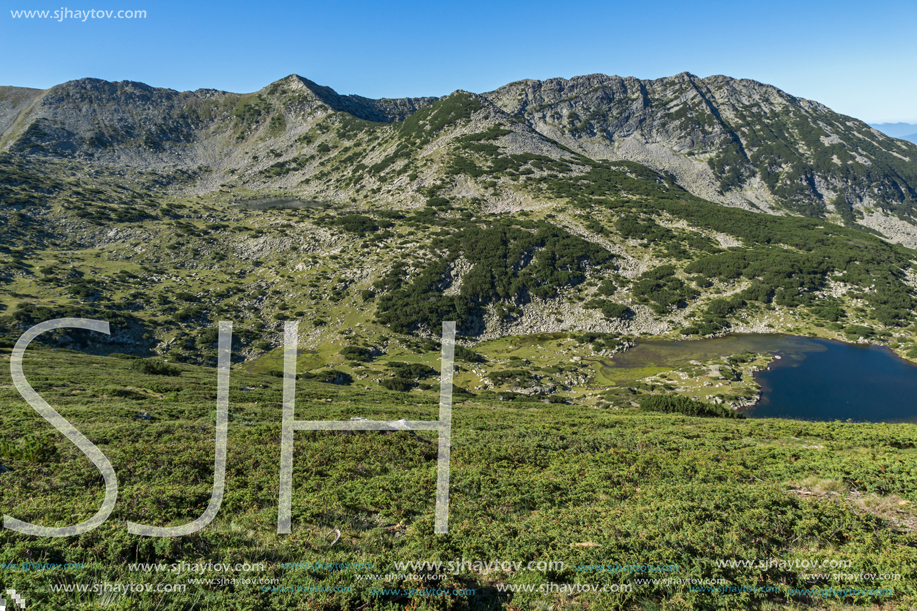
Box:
[375,219,613,334]
[639,394,745,419]
[134,359,181,376]
[0,434,58,463]
[385,361,437,380]
[585,298,630,320]
[454,345,484,362]
[259,154,314,178]
[340,346,374,362]
[399,92,482,146]
[324,214,392,236]
[380,377,413,391]
[522,159,917,327]
[706,107,917,218]
[266,113,286,137]
[631,265,698,314]
[0,349,914,609]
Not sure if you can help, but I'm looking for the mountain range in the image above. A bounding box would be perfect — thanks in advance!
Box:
[3,72,917,373]
[2,72,917,245]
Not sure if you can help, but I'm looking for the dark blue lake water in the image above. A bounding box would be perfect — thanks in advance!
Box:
[743,336,917,423]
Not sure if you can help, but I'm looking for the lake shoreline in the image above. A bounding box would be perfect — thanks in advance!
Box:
[610,332,917,422]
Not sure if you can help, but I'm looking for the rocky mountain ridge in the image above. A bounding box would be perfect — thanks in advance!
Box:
[2,72,917,245]
[485,73,917,241]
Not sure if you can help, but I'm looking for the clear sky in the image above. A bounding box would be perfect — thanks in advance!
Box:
[3,0,916,123]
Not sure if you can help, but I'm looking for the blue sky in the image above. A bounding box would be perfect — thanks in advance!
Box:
[3,0,916,123]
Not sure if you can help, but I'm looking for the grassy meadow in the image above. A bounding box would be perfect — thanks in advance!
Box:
[0,344,915,610]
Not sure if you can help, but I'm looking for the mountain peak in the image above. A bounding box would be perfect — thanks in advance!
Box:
[260,74,439,123]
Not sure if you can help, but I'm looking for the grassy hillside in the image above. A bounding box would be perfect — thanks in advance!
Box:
[0,346,915,610]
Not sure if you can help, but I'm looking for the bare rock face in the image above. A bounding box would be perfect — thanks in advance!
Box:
[483,73,917,244]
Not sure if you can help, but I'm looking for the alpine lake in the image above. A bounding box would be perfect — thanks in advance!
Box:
[595,334,917,423]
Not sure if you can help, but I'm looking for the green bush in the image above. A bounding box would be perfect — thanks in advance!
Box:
[299,369,353,385]
[195,328,219,347]
[340,346,374,362]
[585,299,630,319]
[426,197,451,208]
[100,386,145,400]
[386,362,437,379]
[326,214,392,236]
[810,304,845,322]
[597,279,616,296]
[135,359,181,377]
[375,219,612,334]
[631,265,698,314]
[638,395,744,419]
[454,345,484,362]
[844,324,873,338]
[381,377,414,392]
[267,113,286,137]
[0,434,58,463]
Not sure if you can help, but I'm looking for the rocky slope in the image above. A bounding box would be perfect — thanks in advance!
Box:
[4,73,917,244]
[5,108,917,383]
[484,73,917,243]
[4,73,917,243]
[5,72,917,367]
